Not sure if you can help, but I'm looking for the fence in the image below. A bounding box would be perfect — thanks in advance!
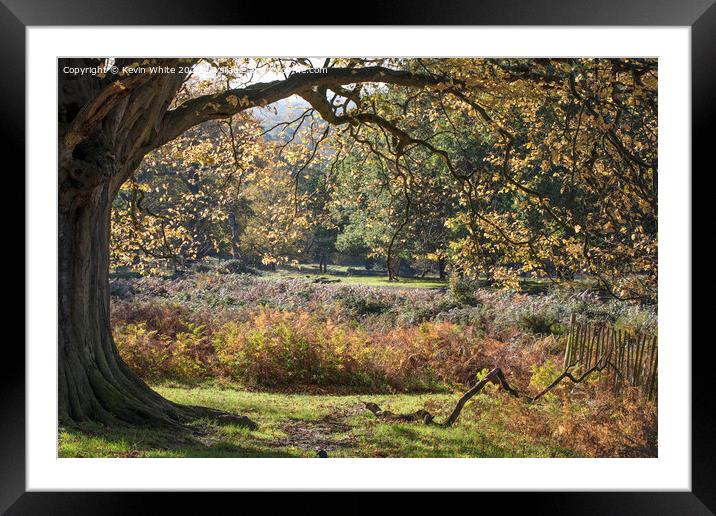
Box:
[563,314,658,400]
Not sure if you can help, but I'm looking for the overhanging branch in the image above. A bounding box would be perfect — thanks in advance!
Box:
[156,66,450,148]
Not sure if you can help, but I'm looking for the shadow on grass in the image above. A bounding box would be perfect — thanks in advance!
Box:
[58,421,303,458]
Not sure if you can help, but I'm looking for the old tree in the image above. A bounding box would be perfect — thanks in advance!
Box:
[59,58,657,427]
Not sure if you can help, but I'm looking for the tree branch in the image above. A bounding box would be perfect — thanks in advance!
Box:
[156,66,449,148]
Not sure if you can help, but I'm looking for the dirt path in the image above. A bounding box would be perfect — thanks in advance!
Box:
[261,405,362,453]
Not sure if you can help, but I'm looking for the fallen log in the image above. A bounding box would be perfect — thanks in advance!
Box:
[361,367,520,427]
[529,360,610,403]
[361,402,434,424]
[442,367,522,427]
[362,360,611,428]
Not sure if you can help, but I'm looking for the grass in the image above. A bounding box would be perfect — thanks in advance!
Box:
[58,383,573,458]
[267,271,596,294]
[246,264,592,293]
[321,274,447,289]
[243,261,599,292]
[272,269,448,289]
[115,259,599,294]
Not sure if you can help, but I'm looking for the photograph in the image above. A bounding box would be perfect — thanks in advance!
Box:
[57,56,659,459]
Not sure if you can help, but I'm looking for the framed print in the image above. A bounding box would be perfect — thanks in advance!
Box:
[5,0,714,512]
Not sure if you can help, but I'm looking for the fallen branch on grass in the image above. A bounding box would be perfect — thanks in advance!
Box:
[362,360,611,428]
[361,367,521,427]
[361,402,434,424]
[529,359,610,403]
[442,367,522,427]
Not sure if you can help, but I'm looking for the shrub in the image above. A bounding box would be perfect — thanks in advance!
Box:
[111,300,211,338]
[448,275,480,306]
[109,280,135,299]
[113,302,520,392]
[336,291,389,318]
[520,310,561,335]
[394,297,462,325]
[114,323,169,382]
[529,360,564,392]
[212,309,382,389]
[614,307,657,334]
[191,262,213,273]
[435,305,490,329]
[114,322,212,384]
[109,272,657,394]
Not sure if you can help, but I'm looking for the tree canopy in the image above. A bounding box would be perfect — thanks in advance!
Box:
[109,57,657,301]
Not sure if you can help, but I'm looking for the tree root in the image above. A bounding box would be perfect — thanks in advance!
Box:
[61,401,258,433]
[362,363,608,428]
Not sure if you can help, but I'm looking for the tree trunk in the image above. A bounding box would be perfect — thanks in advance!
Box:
[59,175,171,426]
[438,257,446,280]
[228,212,241,260]
[231,240,241,261]
[387,256,401,281]
[58,162,255,429]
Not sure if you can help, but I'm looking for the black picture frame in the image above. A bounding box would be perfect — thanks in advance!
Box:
[4,0,713,513]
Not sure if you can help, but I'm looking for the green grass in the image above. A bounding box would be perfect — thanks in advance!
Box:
[114,259,600,293]
[269,269,448,289]
[256,261,448,289]
[297,274,447,289]
[251,263,595,293]
[59,384,573,458]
